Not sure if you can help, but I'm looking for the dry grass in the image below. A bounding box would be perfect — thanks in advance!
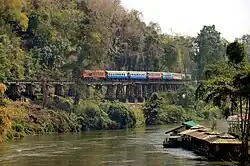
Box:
[0,101,28,142]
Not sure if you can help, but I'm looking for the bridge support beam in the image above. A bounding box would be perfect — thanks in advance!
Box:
[167,84,171,91]
[41,82,50,108]
[105,85,115,101]
[159,84,164,92]
[25,83,36,100]
[7,83,20,101]
[94,84,103,99]
[142,84,148,100]
[125,84,136,103]
[116,84,125,102]
[135,83,144,102]
[55,84,64,97]
[155,84,160,93]
[85,85,91,99]
[5,80,186,103]
[163,84,168,92]
[67,85,75,97]
[150,84,155,97]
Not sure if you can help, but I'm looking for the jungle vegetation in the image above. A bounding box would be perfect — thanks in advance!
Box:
[1,2,250,162]
[1,0,242,83]
[195,41,250,163]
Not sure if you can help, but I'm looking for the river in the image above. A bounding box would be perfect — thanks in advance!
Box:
[0,120,234,166]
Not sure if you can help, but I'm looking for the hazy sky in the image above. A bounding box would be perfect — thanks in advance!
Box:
[121,0,250,41]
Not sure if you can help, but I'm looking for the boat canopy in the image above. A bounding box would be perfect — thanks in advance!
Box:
[182,120,197,127]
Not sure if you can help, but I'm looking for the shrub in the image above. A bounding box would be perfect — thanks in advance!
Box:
[105,102,137,129]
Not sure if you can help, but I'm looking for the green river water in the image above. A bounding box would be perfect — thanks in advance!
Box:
[0,120,236,166]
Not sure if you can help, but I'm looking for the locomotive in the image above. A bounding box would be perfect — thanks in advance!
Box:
[81,70,191,81]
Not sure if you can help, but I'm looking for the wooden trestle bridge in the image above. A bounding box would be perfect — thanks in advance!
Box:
[5,79,194,103]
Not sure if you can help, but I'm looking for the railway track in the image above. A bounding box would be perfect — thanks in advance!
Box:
[6,79,194,85]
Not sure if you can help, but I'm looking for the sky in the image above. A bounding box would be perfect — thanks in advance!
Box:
[121,0,250,42]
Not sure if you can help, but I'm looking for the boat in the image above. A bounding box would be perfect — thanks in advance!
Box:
[163,120,198,148]
[163,120,242,161]
[163,135,182,148]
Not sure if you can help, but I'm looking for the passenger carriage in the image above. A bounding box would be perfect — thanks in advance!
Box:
[128,71,147,80]
[147,72,162,80]
[162,72,173,80]
[106,71,129,80]
[172,73,182,80]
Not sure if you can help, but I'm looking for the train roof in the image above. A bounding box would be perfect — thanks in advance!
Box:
[105,70,128,73]
[147,71,162,73]
[128,71,147,74]
[162,72,173,75]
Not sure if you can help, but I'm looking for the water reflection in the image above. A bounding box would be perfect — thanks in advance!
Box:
[0,121,234,166]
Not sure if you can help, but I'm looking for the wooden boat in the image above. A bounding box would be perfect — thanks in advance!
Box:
[163,120,198,148]
[163,135,182,148]
[163,120,242,161]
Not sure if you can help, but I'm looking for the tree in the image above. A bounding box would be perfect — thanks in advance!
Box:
[193,25,225,82]
[142,22,163,71]
[238,34,250,63]
[143,93,163,125]
[196,40,250,163]
[0,0,29,31]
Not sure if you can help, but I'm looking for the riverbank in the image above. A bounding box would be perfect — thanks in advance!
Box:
[0,91,222,142]
[0,99,146,142]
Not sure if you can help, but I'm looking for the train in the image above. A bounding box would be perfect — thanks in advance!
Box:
[81,70,191,81]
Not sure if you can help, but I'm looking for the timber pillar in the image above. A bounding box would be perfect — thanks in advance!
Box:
[135,83,144,102]
[94,84,103,97]
[25,83,36,100]
[142,84,148,100]
[85,84,91,99]
[41,82,50,95]
[125,84,136,103]
[163,84,168,92]
[150,84,155,97]
[167,84,171,91]
[67,85,75,97]
[42,81,50,108]
[105,84,115,101]
[155,84,160,93]
[7,83,20,101]
[55,84,64,97]
[116,84,125,102]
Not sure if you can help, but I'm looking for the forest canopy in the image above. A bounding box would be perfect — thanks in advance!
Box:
[0,0,249,83]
